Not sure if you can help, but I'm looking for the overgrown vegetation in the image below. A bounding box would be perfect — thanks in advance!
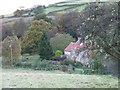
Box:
[78,2,119,60]
[1,1,119,76]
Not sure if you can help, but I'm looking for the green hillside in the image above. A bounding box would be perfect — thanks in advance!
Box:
[56,0,95,6]
[44,0,93,15]
[2,0,94,22]
[2,0,110,22]
[44,0,109,16]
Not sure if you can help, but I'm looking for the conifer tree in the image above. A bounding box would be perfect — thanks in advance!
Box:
[38,33,53,59]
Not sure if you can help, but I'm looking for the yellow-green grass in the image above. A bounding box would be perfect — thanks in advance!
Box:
[45,6,70,14]
[56,0,96,6]
[2,68,118,88]
[70,5,86,12]
[45,0,92,15]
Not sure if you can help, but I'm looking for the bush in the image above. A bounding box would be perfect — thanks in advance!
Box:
[61,65,68,72]
[33,58,62,71]
[61,59,74,65]
[55,50,63,56]
[15,62,32,68]
[21,54,31,61]
[61,59,83,68]
[74,62,83,68]
[33,59,48,69]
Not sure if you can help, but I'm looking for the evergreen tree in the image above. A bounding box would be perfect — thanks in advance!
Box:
[38,33,53,59]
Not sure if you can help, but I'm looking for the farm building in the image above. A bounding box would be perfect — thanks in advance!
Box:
[64,38,93,65]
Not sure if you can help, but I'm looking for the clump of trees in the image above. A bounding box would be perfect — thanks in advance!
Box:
[34,13,52,22]
[50,33,74,52]
[21,19,52,54]
[2,18,29,40]
[54,11,80,40]
[21,30,43,54]
[2,36,21,65]
[13,5,45,17]
[28,20,51,32]
[32,5,45,15]
[13,19,28,38]
[14,9,25,17]
[2,23,14,40]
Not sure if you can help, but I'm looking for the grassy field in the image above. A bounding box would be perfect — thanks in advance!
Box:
[45,0,108,14]
[1,68,118,88]
[45,0,89,14]
[56,0,94,6]
[45,6,70,14]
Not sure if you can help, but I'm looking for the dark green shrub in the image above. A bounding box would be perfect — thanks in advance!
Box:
[74,62,83,68]
[15,61,32,68]
[49,65,62,70]
[61,59,83,68]
[33,59,49,70]
[33,58,62,71]
[61,59,74,65]
[21,53,31,61]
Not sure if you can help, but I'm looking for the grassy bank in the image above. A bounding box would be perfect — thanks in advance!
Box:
[2,68,118,88]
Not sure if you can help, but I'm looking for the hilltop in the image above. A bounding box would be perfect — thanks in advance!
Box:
[2,0,110,18]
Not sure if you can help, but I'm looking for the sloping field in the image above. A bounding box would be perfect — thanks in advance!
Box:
[45,0,108,16]
[2,68,118,88]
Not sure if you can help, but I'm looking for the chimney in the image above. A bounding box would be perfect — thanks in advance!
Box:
[76,37,81,44]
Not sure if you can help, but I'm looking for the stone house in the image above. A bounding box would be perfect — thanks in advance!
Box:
[64,38,93,65]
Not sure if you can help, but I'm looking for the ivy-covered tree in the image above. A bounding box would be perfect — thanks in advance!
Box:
[2,36,21,65]
[38,33,53,59]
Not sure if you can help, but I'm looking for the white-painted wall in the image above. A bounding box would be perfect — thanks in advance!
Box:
[64,51,71,58]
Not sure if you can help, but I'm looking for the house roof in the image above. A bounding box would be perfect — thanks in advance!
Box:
[64,41,81,52]
[64,42,76,52]
[64,38,84,52]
